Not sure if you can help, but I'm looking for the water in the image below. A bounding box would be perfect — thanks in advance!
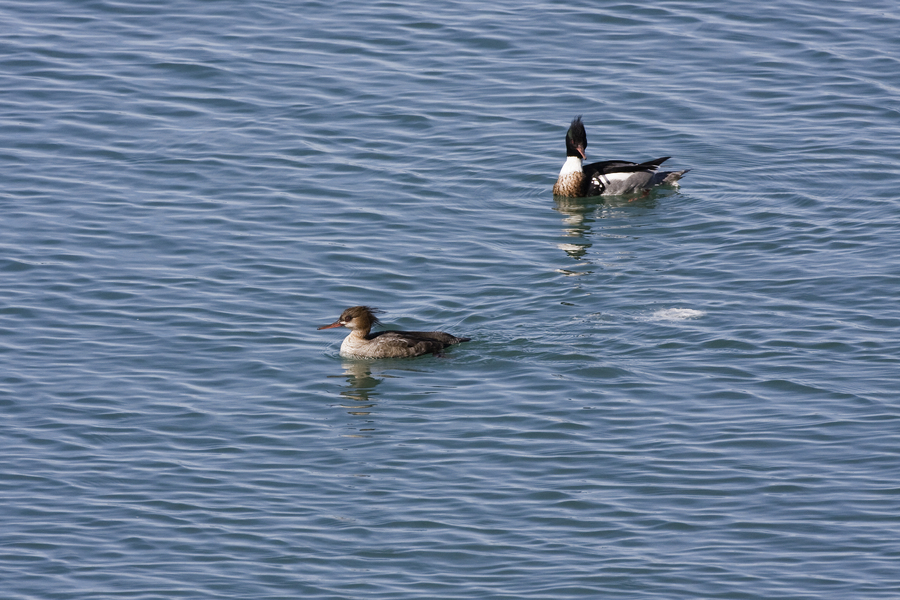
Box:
[2,0,900,598]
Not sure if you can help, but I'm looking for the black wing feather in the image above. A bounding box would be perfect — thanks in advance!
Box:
[583,157,670,177]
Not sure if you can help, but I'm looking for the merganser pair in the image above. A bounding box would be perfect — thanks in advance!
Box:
[318,118,688,358]
[318,305,470,358]
[553,116,689,197]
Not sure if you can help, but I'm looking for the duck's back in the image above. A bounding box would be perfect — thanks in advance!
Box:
[357,330,470,358]
[582,157,667,195]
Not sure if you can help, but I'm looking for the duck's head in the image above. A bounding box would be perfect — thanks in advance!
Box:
[317,305,382,332]
[565,116,587,159]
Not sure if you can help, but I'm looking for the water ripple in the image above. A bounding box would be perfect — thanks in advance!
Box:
[2,0,900,598]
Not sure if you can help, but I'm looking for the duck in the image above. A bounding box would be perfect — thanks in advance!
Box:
[553,116,689,197]
[317,306,470,358]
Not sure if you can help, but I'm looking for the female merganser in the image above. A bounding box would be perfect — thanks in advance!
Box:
[317,306,470,358]
[553,116,689,197]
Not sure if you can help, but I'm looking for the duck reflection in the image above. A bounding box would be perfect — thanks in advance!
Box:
[553,193,662,268]
[330,360,418,436]
[326,360,383,437]
[553,195,599,260]
[333,360,383,411]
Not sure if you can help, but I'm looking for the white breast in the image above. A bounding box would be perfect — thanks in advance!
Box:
[558,156,583,177]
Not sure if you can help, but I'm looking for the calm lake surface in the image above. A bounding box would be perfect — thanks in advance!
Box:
[3,1,900,598]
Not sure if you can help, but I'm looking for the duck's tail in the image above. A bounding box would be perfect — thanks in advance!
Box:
[655,169,690,186]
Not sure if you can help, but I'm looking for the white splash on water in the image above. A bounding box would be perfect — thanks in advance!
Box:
[643,308,705,321]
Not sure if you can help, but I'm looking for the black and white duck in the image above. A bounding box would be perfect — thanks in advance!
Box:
[553,116,689,197]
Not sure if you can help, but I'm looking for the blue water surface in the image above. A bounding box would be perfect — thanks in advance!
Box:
[2,1,900,598]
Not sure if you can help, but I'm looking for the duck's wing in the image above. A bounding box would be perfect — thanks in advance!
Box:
[582,157,671,196]
[368,330,470,357]
[583,157,670,177]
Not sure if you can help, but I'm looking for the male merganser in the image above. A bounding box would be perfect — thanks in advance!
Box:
[553,116,689,197]
[317,306,470,358]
